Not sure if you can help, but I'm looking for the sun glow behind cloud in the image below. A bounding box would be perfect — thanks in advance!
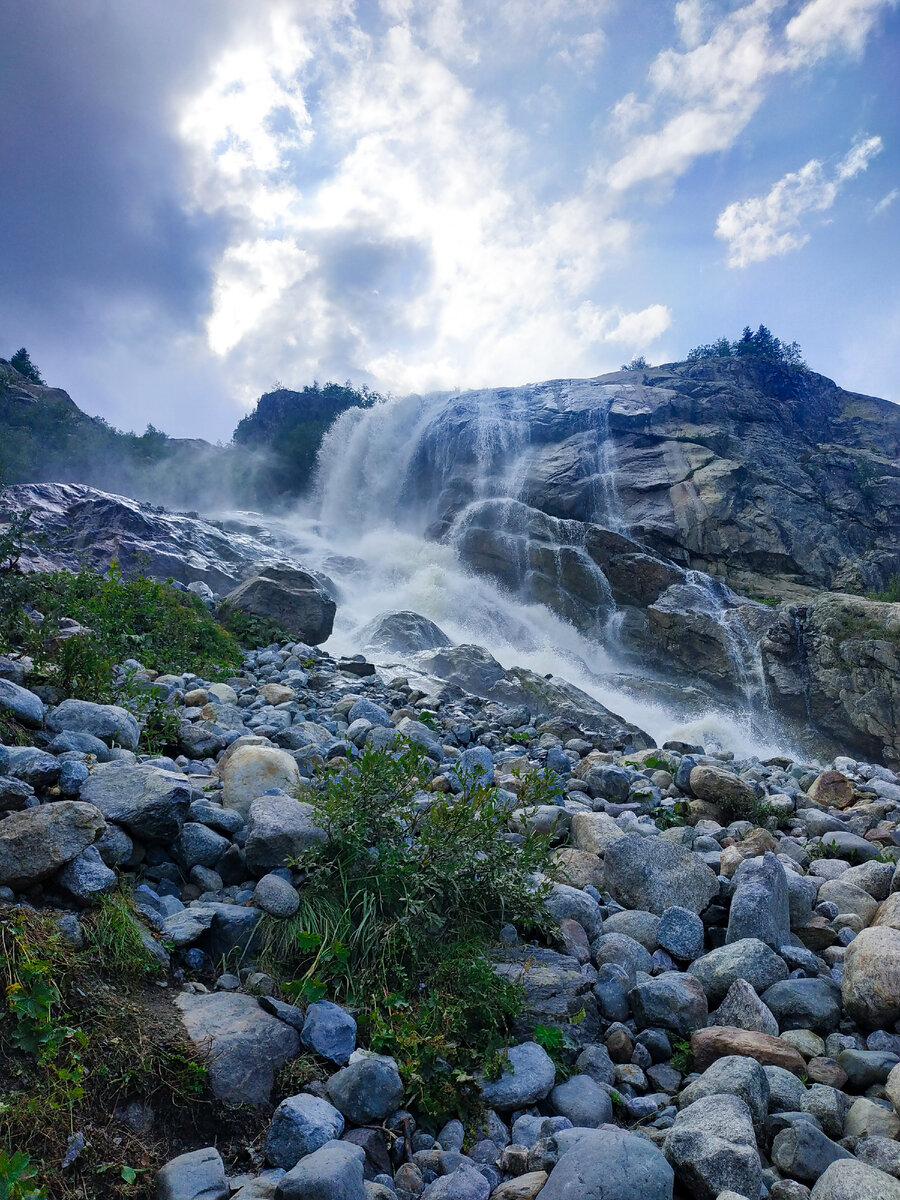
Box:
[169,0,895,406]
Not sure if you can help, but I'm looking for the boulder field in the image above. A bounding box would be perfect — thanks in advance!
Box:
[3,627,900,1200]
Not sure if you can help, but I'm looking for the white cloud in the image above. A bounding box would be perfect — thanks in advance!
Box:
[576,301,672,345]
[178,4,651,401]
[715,135,883,267]
[607,0,894,192]
[873,188,899,217]
[785,0,897,62]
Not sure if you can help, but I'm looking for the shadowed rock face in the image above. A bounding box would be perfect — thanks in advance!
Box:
[411,359,899,600]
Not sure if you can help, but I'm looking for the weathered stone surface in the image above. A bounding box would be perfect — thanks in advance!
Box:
[156,1147,229,1200]
[325,1052,404,1124]
[244,794,326,875]
[842,926,900,1028]
[709,978,779,1036]
[771,1123,852,1184]
[810,1158,900,1199]
[221,746,302,819]
[479,1042,556,1110]
[630,972,708,1036]
[79,761,190,842]
[603,834,718,915]
[688,937,788,1005]
[359,610,452,655]
[175,991,299,1105]
[569,811,625,856]
[678,1055,770,1140]
[807,771,855,809]
[0,801,105,888]
[222,564,336,645]
[47,698,140,750]
[690,1026,806,1075]
[265,1094,345,1168]
[726,851,791,948]
[689,764,758,813]
[760,978,842,1035]
[275,1140,365,1200]
[663,1093,761,1200]
[538,1127,674,1200]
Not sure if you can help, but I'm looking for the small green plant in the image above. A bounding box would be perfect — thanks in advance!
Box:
[262,741,555,1120]
[116,669,182,754]
[0,1150,46,1200]
[868,574,900,603]
[670,1037,693,1074]
[650,799,691,830]
[83,890,161,980]
[508,730,532,744]
[217,605,295,649]
[417,710,439,732]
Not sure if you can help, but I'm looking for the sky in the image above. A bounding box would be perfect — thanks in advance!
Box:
[1,0,898,440]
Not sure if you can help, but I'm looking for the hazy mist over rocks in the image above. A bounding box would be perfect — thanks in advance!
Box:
[1,0,899,437]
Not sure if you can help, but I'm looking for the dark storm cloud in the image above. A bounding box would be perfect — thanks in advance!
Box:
[0,1,239,330]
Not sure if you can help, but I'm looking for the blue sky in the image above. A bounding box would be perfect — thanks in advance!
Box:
[1,0,898,439]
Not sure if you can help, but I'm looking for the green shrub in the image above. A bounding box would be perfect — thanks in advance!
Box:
[868,573,900,603]
[260,741,555,1120]
[0,561,243,703]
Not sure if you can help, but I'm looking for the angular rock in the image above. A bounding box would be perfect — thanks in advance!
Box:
[770,1121,852,1183]
[325,1052,404,1124]
[691,1026,806,1075]
[629,972,708,1036]
[265,1094,345,1168]
[0,800,105,888]
[223,565,336,646]
[300,1000,356,1065]
[79,761,190,842]
[689,764,759,816]
[156,1147,229,1200]
[275,1139,365,1200]
[537,1127,674,1200]
[709,978,780,1036]
[569,811,625,856]
[657,906,705,962]
[175,990,299,1105]
[603,833,718,916]
[245,794,326,875]
[807,771,854,810]
[678,1054,770,1140]
[688,937,789,1005]
[663,1093,761,1200]
[726,851,791,949]
[479,1042,556,1111]
[55,845,117,903]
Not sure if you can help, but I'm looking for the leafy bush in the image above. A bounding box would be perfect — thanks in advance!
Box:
[0,560,242,704]
[687,325,806,368]
[868,573,900,603]
[260,741,555,1120]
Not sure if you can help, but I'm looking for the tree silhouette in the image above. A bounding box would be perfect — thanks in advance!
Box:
[9,347,45,385]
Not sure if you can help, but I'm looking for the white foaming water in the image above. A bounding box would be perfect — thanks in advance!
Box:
[283,386,807,760]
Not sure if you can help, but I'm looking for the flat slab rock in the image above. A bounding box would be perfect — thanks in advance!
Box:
[691,1026,806,1075]
[175,990,299,1106]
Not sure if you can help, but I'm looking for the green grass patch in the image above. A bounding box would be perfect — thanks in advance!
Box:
[83,892,161,981]
[259,741,556,1122]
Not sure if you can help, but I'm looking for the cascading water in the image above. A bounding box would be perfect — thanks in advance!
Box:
[287,381,805,758]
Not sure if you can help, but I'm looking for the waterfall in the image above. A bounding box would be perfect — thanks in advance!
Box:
[286,381,802,758]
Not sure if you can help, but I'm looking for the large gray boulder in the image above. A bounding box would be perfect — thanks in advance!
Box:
[603,834,718,915]
[771,1122,852,1184]
[688,937,789,1005]
[0,800,105,888]
[726,851,791,949]
[0,677,45,728]
[549,1075,613,1128]
[479,1042,556,1110]
[629,972,708,1036]
[663,1094,762,1200]
[325,1052,404,1124]
[244,794,326,875]
[222,564,336,645]
[677,1055,770,1141]
[47,698,140,750]
[265,1094,345,1168]
[760,978,842,1035]
[156,1147,228,1200]
[841,926,900,1028]
[538,1126,674,1199]
[275,1140,365,1200]
[359,610,452,655]
[79,761,190,842]
[810,1158,900,1199]
[175,991,299,1105]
